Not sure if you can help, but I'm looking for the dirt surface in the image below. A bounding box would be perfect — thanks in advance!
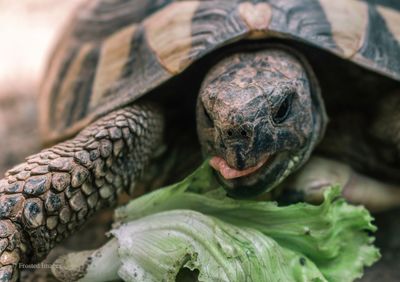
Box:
[0,1,399,281]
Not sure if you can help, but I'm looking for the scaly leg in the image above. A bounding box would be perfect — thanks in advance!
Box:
[0,102,164,280]
[282,157,400,212]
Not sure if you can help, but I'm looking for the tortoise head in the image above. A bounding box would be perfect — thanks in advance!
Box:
[196,47,327,198]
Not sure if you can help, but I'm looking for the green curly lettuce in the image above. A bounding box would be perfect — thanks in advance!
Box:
[52,162,379,282]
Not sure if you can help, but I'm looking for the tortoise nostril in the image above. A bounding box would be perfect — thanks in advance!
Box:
[223,127,252,140]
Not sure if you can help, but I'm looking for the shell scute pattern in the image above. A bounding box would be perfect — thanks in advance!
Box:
[41,0,400,143]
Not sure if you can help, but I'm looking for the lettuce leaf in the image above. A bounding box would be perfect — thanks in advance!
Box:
[52,162,379,282]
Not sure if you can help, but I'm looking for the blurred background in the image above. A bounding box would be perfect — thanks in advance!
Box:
[0,0,399,281]
[0,0,81,176]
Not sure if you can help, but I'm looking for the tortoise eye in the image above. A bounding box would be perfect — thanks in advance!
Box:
[273,92,294,124]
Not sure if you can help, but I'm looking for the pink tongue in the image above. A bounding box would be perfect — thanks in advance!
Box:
[210,156,267,180]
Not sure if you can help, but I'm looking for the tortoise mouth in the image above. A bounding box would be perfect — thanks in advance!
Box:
[209,152,300,198]
[209,156,270,180]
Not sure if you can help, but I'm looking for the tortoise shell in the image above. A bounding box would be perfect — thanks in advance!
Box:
[40,0,400,143]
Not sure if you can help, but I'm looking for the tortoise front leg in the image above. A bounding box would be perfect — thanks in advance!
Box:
[0,102,164,281]
[282,157,400,212]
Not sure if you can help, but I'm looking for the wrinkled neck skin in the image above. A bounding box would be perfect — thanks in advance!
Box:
[196,47,327,198]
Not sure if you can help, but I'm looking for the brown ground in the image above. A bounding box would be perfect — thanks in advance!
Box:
[0,1,399,281]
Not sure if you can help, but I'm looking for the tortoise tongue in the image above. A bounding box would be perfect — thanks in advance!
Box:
[210,156,268,180]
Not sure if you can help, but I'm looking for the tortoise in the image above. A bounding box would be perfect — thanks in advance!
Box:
[1,0,400,280]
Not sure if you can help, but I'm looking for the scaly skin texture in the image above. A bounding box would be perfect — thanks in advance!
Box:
[0,102,164,281]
